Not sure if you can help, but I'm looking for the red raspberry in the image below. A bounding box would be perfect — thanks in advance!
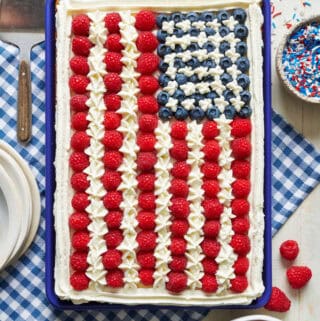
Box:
[170,198,190,219]
[139,269,154,286]
[103,130,123,150]
[136,32,158,52]
[202,258,218,275]
[135,10,156,31]
[202,180,220,198]
[231,199,250,217]
[138,193,156,210]
[70,95,88,112]
[101,171,121,191]
[72,112,89,131]
[103,151,123,170]
[171,162,191,179]
[70,271,90,291]
[170,238,187,256]
[202,141,220,161]
[103,191,122,210]
[203,220,220,238]
[105,34,124,52]
[232,179,251,198]
[287,266,312,289]
[169,256,187,272]
[202,121,219,139]
[104,211,123,229]
[72,231,90,250]
[230,234,251,255]
[137,231,157,251]
[70,56,89,75]
[265,287,291,312]
[170,141,189,161]
[137,133,156,152]
[104,13,121,33]
[231,138,251,159]
[106,269,124,288]
[138,95,159,114]
[102,249,122,270]
[137,174,155,192]
[70,152,89,172]
[69,75,90,94]
[138,114,158,132]
[71,172,89,192]
[201,275,218,293]
[69,212,90,230]
[233,256,249,275]
[201,239,221,258]
[104,52,123,73]
[232,160,251,179]
[171,121,188,140]
[170,220,189,237]
[230,276,248,293]
[137,152,157,171]
[203,199,223,219]
[70,251,88,271]
[71,131,90,151]
[166,272,187,293]
[72,193,90,211]
[137,53,159,75]
[105,230,123,249]
[138,76,159,95]
[232,217,250,234]
[103,111,121,130]
[280,240,300,261]
[137,211,156,230]
[169,179,189,198]
[104,73,122,93]
[231,118,252,138]
[72,36,92,56]
[201,163,220,179]
[104,94,121,111]
[72,14,90,36]
[137,252,155,268]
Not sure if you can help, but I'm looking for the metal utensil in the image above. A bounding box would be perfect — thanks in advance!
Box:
[0,0,45,144]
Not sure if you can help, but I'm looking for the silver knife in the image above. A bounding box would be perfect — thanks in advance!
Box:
[0,0,44,144]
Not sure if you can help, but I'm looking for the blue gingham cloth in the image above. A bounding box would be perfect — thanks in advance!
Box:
[0,41,320,320]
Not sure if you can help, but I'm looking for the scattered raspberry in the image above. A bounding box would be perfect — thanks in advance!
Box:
[231,199,250,217]
[171,162,191,179]
[72,231,90,250]
[102,249,122,270]
[72,193,90,211]
[104,52,123,73]
[138,95,159,114]
[101,171,121,191]
[231,118,252,138]
[103,130,123,150]
[71,131,90,152]
[232,138,251,159]
[137,252,156,269]
[202,141,220,161]
[104,13,121,33]
[139,269,154,286]
[104,73,122,93]
[105,34,124,52]
[69,75,90,94]
[103,151,123,170]
[138,76,159,95]
[202,121,219,139]
[170,198,190,219]
[70,152,89,172]
[169,179,189,198]
[232,160,251,179]
[137,53,159,75]
[137,231,157,251]
[232,179,251,198]
[202,180,220,198]
[70,56,89,75]
[265,287,291,312]
[137,133,156,152]
[70,251,88,271]
[72,112,89,131]
[166,272,187,293]
[136,32,158,52]
[201,239,221,258]
[137,174,155,192]
[138,114,158,132]
[170,220,189,237]
[138,193,156,210]
[72,36,92,56]
[103,111,121,130]
[70,271,90,291]
[202,258,218,275]
[280,240,300,261]
[103,191,122,210]
[106,269,124,288]
[137,211,156,230]
[70,95,88,112]
[104,211,123,230]
[170,141,189,161]
[233,256,249,275]
[171,121,188,140]
[203,220,220,238]
[203,199,224,219]
[230,234,251,255]
[69,212,90,230]
[137,152,157,171]
[135,10,156,31]
[72,14,90,36]
[104,94,121,111]
[105,230,123,249]
[169,256,187,272]
[71,172,89,192]
[170,238,187,256]
[230,276,248,293]
[287,266,312,289]
[232,217,250,234]
[201,275,218,293]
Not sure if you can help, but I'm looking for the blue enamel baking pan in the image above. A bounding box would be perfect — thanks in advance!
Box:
[45,0,272,310]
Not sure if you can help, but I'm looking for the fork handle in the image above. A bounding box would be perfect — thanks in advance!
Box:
[17,60,32,144]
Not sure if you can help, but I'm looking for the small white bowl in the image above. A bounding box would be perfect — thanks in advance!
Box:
[231,315,282,321]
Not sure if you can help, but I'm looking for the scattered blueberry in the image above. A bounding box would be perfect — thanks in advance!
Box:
[203,42,215,52]
[159,74,170,87]
[190,27,200,37]
[175,106,189,120]
[176,73,188,85]
[175,45,183,53]
[220,56,233,69]
[157,30,168,43]
[200,11,215,22]
[220,73,233,85]
[219,41,231,53]
[206,106,221,119]
[219,26,230,37]
[156,14,169,28]
[173,89,185,102]
[173,28,184,37]
[157,44,171,57]
[239,106,252,118]
[157,91,170,105]
[204,27,215,36]
[188,43,200,52]
[190,107,205,121]
[223,89,235,101]
[217,10,229,22]
[236,57,250,72]
[187,57,200,68]
[186,12,199,22]
[174,58,186,69]
[159,60,169,73]
[237,74,250,89]
[234,24,248,39]
[206,91,219,100]
[189,74,199,83]
[236,41,248,55]
[159,107,173,121]
[233,8,247,23]
[224,105,237,119]
[202,59,215,69]
[172,12,184,23]
[240,91,251,103]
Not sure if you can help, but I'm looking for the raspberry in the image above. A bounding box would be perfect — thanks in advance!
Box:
[232,217,250,234]
[166,272,187,293]
[137,211,156,230]
[104,13,121,33]
[230,234,251,255]
[231,118,252,138]
[231,199,250,217]
[137,174,155,192]
[103,191,122,210]
[105,34,124,52]
[287,266,312,289]
[72,36,92,56]
[138,193,156,210]
[201,275,218,293]
[70,251,88,271]
[71,172,89,192]
[70,271,90,291]
[138,76,159,95]
[138,95,159,114]
[203,220,220,238]
[72,14,90,36]
[103,151,123,170]
[137,152,157,171]
[137,252,155,268]
[102,249,122,270]
[70,152,89,172]
[171,121,188,140]
[170,238,187,256]
[104,73,122,93]
[69,75,90,94]
[138,114,158,133]
[202,180,220,198]
[233,256,249,275]
[202,258,218,275]
[170,141,189,161]
[170,198,190,219]
[71,131,90,151]
[201,163,220,179]
[69,212,90,230]
[72,112,89,131]
[72,193,90,211]
[136,32,158,52]
[231,138,251,159]
[169,256,187,272]
[70,95,88,112]
[202,199,223,219]
[104,94,121,111]
[104,211,123,229]
[201,239,221,258]
[104,52,123,73]
[137,133,156,152]
[137,231,157,251]
[280,240,300,261]
[202,121,219,139]
[139,269,154,286]
[103,130,123,150]
[232,160,251,179]
[171,162,191,179]
[202,141,220,161]
[137,53,159,75]
[103,111,121,130]
[265,287,291,312]
[101,171,122,190]
[169,179,189,198]
[72,231,90,250]
[230,276,248,293]
[135,10,156,31]
[232,179,251,198]
[70,56,89,75]
[106,269,124,288]
[105,230,123,249]
[170,220,189,237]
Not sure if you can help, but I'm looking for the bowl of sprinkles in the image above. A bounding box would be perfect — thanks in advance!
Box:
[277,16,320,104]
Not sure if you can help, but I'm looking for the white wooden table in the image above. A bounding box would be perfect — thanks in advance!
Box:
[204,1,320,320]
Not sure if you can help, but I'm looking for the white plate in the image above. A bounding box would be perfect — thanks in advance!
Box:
[231,315,282,321]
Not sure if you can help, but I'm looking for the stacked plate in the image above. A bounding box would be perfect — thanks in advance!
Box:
[0,141,41,271]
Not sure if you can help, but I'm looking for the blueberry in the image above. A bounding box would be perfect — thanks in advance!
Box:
[187,57,200,68]
[206,107,221,119]
[206,91,218,100]
[220,73,233,85]
[203,75,214,82]
[175,45,183,53]
[157,44,171,57]
[236,57,250,72]
[191,93,203,103]
[173,28,184,37]
[239,106,252,118]
[217,10,229,22]
[220,57,232,69]
[204,27,215,36]
[202,59,215,69]
[203,42,215,53]
[157,30,168,43]
[175,106,189,120]
[190,107,205,121]
[159,60,169,73]
[200,11,215,22]
[173,89,185,101]
[219,41,231,53]
[233,8,247,23]
[174,58,186,69]
[159,107,173,121]
[156,14,169,28]
[237,74,250,89]
[188,43,200,52]
[224,105,237,119]
[234,24,248,39]
[189,74,199,83]
[236,41,248,55]
[171,12,184,23]
[157,91,170,105]
[240,91,251,103]
[219,26,230,37]
[159,74,170,87]
[190,27,200,37]
[186,12,199,22]
[176,73,188,85]
[223,89,235,101]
